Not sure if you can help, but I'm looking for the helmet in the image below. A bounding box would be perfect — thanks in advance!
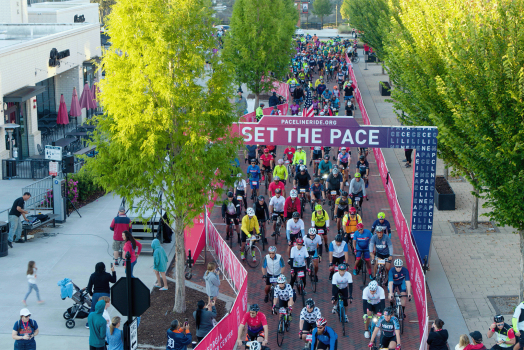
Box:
[268,246,277,253]
[290,189,298,198]
[306,298,315,308]
[315,204,323,211]
[292,212,300,218]
[368,280,378,291]
[341,147,347,151]
[314,177,320,183]
[354,172,361,178]
[494,315,504,323]
[359,155,365,160]
[383,307,394,316]
[316,318,327,327]
[394,259,403,267]
[246,208,255,216]
[378,212,386,219]
[249,304,260,312]
[319,75,323,79]
[300,165,306,171]
[274,176,280,181]
[249,341,261,350]
[250,158,257,163]
[278,159,283,165]
[338,263,347,271]
[340,191,348,197]
[375,226,386,233]
[319,111,325,116]
[277,274,286,284]
[299,159,304,164]
[332,167,339,174]
[237,173,243,178]
[258,195,265,201]
[356,223,364,229]
[264,148,269,153]
[349,207,356,214]
[296,238,304,245]
[308,228,317,235]
[227,191,234,198]
[324,155,330,160]
[297,146,303,149]
[333,86,338,89]
[335,234,343,242]
[275,188,282,194]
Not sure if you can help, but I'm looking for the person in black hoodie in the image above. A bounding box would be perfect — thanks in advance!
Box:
[427,318,449,350]
[268,92,279,107]
[84,262,116,329]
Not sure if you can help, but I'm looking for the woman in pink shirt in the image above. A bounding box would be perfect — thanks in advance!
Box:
[122,230,142,277]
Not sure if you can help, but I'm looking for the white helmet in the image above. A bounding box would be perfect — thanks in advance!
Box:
[278,159,283,165]
[368,280,378,291]
[290,189,298,198]
[249,341,261,350]
[246,208,255,216]
[277,274,286,284]
[300,165,306,171]
[237,173,243,178]
[308,227,317,235]
[394,259,403,267]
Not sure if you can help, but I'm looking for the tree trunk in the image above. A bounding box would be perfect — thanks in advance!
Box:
[520,229,524,303]
[471,187,479,229]
[172,216,187,313]
[254,93,260,113]
[443,164,449,180]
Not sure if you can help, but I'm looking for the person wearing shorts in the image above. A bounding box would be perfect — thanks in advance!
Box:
[299,299,322,345]
[110,206,132,266]
[236,305,268,347]
[362,281,386,339]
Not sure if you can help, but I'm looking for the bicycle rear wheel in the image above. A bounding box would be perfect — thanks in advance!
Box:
[398,305,404,334]
[228,225,233,248]
[246,245,261,268]
[311,264,317,293]
[361,259,367,285]
[339,299,346,336]
[301,280,306,307]
[276,317,285,347]
[261,227,265,251]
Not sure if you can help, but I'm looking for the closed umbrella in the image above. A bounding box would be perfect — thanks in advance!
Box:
[90,80,98,111]
[70,87,82,130]
[57,94,69,137]
[79,82,94,112]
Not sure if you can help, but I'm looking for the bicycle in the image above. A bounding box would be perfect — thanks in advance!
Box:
[345,230,355,259]
[294,269,307,307]
[334,291,349,336]
[312,159,321,175]
[328,190,338,218]
[391,292,410,334]
[308,255,320,293]
[250,178,259,202]
[237,194,244,214]
[354,251,367,285]
[265,275,278,304]
[259,220,266,251]
[184,250,195,280]
[276,306,291,347]
[373,256,388,287]
[243,235,262,268]
[225,217,236,248]
[272,214,282,245]
[353,194,363,220]
[241,340,271,350]
[298,188,307,218]
[367,312,382,348]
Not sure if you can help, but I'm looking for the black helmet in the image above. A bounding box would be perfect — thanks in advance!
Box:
[292,212,300,218]
[258,195,265,201]
[335,234,343,242]
[494,315,504,323]
[227,191,234,198]
[250,158,257,163]
[250,304,260,312]
[275,188,282,194]
[314,177,320,183]
[324,155,330,160]
[306,298,315,308]
[383,306,395,316]
[359,155,365,160]
[340,191,348,197]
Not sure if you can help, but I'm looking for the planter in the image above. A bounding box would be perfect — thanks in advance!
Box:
[434,176,455,210]
[379,82,391,96]
[366,54,377,63]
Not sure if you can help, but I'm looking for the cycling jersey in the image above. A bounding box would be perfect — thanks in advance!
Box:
[311,183,324,195]
[332,271,352,289]
[492,323,515,348]
[234,179,246,191]
[338,152,350,164]
[326,173,343,190]
[311,210,330,227]
[335,197,352,209]
[290,245,309,268]
[349,178,367,197]
[316,84,327,96]
[241,311,267,332]
[284,197,301,217]
[241,215,260,236]
[388,267,410,285]
[337,72,345,82]
[304,235,322,253]
[268,182,285,197]
[284,147,296,162]
[274,284,294,301]
[222,199,240,217]
[263,254,285,276]
[376,315,400,337]
[322,90,332,100]
[311,326,338,349]
[369,234,393,256]
[247,165,261,181]
[295,172,311,188]
[513,302,524,332]
[292,150,307,165]
[269,195,285,213]
[330,98,340,109]
[329,240,348,258]
[319,160,333,175]
[260,154,273,167]
[273,165,288,181]
[286,219,305,241]
[353,229,372,251]
[356,160,369,175]
[300,307,322,324]
[371,219,392,235]
[254,202,269,221]
[362,286,385,305]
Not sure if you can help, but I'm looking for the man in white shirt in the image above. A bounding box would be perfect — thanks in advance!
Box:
[269,188,286,237]
[362,280,386,338]
[331,264,353,323]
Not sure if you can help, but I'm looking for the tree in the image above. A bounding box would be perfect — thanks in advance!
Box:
[88,0,240,313]
[223,0,297,110]
[311,0,333,27]
[90,0,115,24]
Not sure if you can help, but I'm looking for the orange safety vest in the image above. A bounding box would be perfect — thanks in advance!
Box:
[344,214,361,234]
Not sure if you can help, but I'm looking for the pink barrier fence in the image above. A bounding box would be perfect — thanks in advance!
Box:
[346,53,429,347]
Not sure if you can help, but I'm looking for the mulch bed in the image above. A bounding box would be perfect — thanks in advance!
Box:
[67,190,106,214]
[452,221,498,234]
[435,175,453,194]
[137,280,227,349]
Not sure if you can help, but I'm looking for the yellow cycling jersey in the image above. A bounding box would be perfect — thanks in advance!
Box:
[241,215,260,236]
[335,197,352,207]
[273,165,288,181]
[315,79,323,88]
[312,210,329,226]
[292,150,307,165]
[287,78,298,85]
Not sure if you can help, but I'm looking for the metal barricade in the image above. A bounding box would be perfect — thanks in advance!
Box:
[1,159,63,180]
[22,175,58,215]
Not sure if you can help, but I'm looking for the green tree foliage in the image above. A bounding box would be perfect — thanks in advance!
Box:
[90,0,115,24]
[311,0,333,26]
[223,0,297,109]
[88,0,240,313]
[340,0,350,21]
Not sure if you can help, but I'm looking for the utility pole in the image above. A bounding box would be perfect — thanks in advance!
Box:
[336,5,338,27]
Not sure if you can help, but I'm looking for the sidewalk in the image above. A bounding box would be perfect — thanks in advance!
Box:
[351,51,519,348]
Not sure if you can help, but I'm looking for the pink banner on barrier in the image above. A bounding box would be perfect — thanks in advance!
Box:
[184,215,205,259]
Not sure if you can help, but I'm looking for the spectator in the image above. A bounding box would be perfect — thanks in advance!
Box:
[7,192,31,248]
[152,239,169,291]
[85,262,116,328]
[203,262,220,304]
[122,230,142,277]
[405,148,413,168]
[12,308,38,350]
[22,261,44,306]
[456,334,470,350]
[100,296,111,324]
[193,300,217,342]
[464,331,487,350]
[106,316,123,350]
[427,318,448,350]
[236,90,248,116]
[268,92,279,107]
[161,213,173,243]
[166,319,192,350]
[88,300,107,350]
[278,96,285,105]
[110,206,132,266]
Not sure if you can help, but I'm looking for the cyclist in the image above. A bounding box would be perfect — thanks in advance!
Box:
[318,154,333,181]
[287,76,298,94]
[310,178,326,210]
[368,307,401,350]
[268,176,286,198]
[311,318,338,350]
[272,274,295,319]
[253,195,270,243]
[314,76,324,89]
[311,204,330,253]
[273,159,288,185]
[369,226,394,278]
[337,147,351,186]
[349,173,367,209]
[322,88,332,107]
[234,173,248,211]
[269,188,286,238]
[290,99,300,116]
[221,191,241,243]
[356,155,370,187]
[353,223,373,279]
[294,165,312,204]
[259,148,274,183]
[240,208,260,261]
[245,144,258,164]
[299,299,322,345]
[286,212,305,256]
[304,228,322,280]
[343,207,362,242]
[372,212,392,238]
[289,237,310,290]
[284,146,296,174]
[328,234,349,280]
[262,246,286,303]
[292,146,307,167]
[284,189,301,223]
[236,304,269,347]
[326,168,344,201]
[316,79,327,99]
[345,100,354,117]
[247,159,261,200]
[330,94,340,116]
[310,146,324,168]
[332,85,340,99]
[512,301,524,349]
[334,191,351,231]
[488,315,516,349]
[363,280,386,339]
[388,259,412,315]
[331,263,352,323]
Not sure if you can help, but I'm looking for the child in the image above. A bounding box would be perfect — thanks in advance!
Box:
[152,239,168,291]
[203,262,220,304]
[23,261,44,306]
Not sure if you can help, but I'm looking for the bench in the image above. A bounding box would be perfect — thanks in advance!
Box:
[21,214,59,242]
[74,145,96,156]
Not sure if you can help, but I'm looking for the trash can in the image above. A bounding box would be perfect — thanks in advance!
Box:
[0,223,9,257]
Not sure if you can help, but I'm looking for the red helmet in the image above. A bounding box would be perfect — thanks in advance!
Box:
[295,238,304,245]
[316,318,327,327]
[349,207,357,214]
[264,148,269,153]
[356,223,364,229]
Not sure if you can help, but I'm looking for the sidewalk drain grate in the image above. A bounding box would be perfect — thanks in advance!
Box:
[451,221,500,234]
[487,295,518,315]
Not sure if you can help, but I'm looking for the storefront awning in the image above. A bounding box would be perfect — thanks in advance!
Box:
[4,85,46,103]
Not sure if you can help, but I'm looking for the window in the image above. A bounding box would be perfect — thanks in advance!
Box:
[36,77,56,121]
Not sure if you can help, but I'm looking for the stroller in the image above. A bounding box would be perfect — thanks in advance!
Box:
[62,282,92,329]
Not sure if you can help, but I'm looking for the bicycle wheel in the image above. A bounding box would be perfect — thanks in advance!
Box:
[339,298,346,336]
[274,222,279,245]
[261,227,266,251]
[265,175,269,194]
[228,225,233,248]
[301,280,306,307]
[246,244,261,268]
[311,264,317,293]
[276,316,285,347]
[301,198,305,218]
[330,203,334,219]
[349,238,356,259]
[361,259,367,285]
[398,305,404,334]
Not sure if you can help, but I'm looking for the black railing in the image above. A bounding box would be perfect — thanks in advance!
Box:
[2,159,62,180]
[300,23,323,30]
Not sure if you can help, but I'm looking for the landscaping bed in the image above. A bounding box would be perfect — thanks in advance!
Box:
[435,175,453,194]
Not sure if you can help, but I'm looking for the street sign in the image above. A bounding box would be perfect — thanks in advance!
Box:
[130,318,138,350]
[111,277,150,316]
[45,145,62,161]
[49,161,58,176]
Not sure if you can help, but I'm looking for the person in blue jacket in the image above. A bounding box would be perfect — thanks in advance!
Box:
[311,317,338,350]
[371,212,392,238]
[166,319,192,350]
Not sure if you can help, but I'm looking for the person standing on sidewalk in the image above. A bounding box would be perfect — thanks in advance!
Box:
[12,308,38,350]
[427,318,449,350]
[404,149,413,168]
[193,300,217,343]
[88,300,107,350]
[106,316,123,350]
[464,331,487,350]
[203,262,220,304]
[152,238,169,291]
[122,230,142,277]
[8,192,31,248]
[85,262,116,329]
[110,206,132,266]
[22,261,44,306]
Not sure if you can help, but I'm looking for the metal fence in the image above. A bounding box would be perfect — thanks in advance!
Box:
[300,23,323,30]
[22,175,57,214]
[1,159,62,180]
